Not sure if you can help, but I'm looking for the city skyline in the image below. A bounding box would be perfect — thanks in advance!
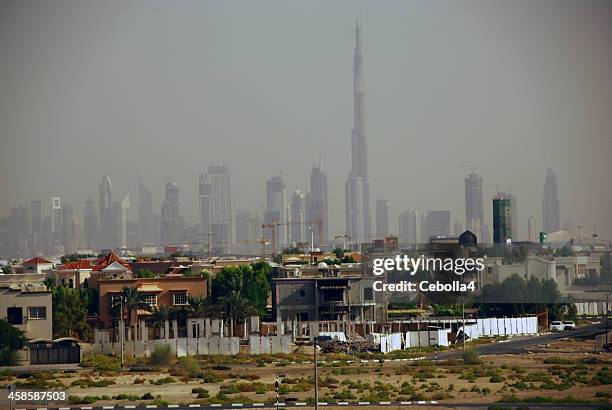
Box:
[1,1,611,245]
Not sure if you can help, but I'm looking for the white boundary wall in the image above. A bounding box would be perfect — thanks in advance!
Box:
[88,337,240,358]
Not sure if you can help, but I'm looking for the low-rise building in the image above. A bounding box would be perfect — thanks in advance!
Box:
[22,257,54,274]
[0,281,52,340]
[97,276,208,327]
[271,262,383,323]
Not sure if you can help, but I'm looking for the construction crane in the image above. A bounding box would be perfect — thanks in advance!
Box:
[334,233,351,250]
[262,219,323,255]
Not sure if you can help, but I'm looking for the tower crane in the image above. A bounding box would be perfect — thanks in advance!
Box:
[262,219,323,255]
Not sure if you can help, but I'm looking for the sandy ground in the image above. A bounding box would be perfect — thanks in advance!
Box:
[1,338,609,408]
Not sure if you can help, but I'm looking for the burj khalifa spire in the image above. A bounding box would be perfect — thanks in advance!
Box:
[345,20,371,241]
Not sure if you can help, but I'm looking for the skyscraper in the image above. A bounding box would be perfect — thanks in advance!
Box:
[119,195,130,248]
[84,196,97,249]
[508,192,519,241]
[424,210,451,240]
[161,181,180,245]
[41,216,53,256]
[235,210,263,254]
[138,182,154,245]
[8,205,29,257]
[30,200,42,254]
[493,193,513,244]
[198,165,232,254]
[290,191,307,245]
[495,191,518,240]
[376,199,389,238]
[51,196,62,250]
[61,203,74,252]
[399,208,417,245]
[345,20,371,242]
[208,165,232,254]
[264,175,287,248]
[30,200,42,239]
[454,220,464,236]
[542,167,560,233]
[106,195,130,249]
[420,213,427,243]
[306,164,328,246]
[51,197,62,233]
[99,174,112,248]
[481,224,491,244]
[528,216,537,243]
[464,173,483,239]
[198,173,212,252]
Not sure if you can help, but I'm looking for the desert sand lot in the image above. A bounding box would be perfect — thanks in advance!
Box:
[1,337,609,409]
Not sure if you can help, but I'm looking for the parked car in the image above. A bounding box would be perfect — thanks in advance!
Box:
[563,321,576,330]
[550,321,564,332]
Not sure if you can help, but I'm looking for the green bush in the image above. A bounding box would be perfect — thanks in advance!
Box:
[178,356,200,374]
[80,354,121,371]
[151,398,168,406]
[149,344,173,366]
[68,395,99,404]
[200,371,225,383]
[543,356,574,365]
[0,350,20,366]
[71,378,114,388]
[192,387,210,398]
[113,394,140,401]
[150,376,176,385]
[462,349,482,365]
[0,319,26,366]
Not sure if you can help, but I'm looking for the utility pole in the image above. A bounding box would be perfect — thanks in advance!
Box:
[462,300,466,351]
[606,293,609,351]
[313,336,319,410]
[275,375,279,410]
[120,296,125,368]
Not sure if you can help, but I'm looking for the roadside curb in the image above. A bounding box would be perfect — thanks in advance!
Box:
[16,401,441,410]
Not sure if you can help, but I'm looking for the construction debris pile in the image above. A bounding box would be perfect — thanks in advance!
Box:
[318,338,378,354]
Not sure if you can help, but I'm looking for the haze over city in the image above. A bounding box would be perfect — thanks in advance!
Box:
[1,0,611,242]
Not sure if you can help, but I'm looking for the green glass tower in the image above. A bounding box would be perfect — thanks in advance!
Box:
[493,194,513,244]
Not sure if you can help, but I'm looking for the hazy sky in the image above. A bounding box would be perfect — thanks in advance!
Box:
[1,0,611,240]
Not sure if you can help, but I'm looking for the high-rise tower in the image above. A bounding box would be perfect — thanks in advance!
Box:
[399,208,417,245]
[161,181,180,245]
[200,165,232,254]
[138,182,154,245]
[376,199,389,238]
[306,164,328,246]
[99,174,112,248]
[493,193,513,244]
[464,173,483,239]
[84,196,97,249]
[290,191,307,245]
[542,167,560,233]
[264,175,288,248]
[345,20,371,242]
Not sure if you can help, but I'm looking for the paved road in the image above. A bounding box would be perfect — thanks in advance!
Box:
[8,401,611,410]
[435,321,608,360]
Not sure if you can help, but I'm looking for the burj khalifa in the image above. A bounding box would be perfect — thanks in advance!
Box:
[345,20,371,242]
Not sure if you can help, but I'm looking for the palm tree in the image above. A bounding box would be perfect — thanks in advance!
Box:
[220,289,254,337]
[186,295,207,339]
[149,305,170,339]
[112,287,151,340]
